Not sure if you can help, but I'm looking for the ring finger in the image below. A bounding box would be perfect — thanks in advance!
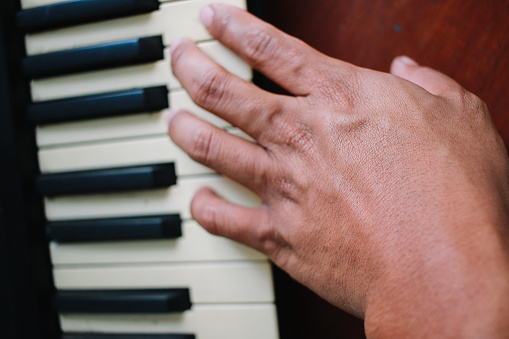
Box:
[168,109,273,196]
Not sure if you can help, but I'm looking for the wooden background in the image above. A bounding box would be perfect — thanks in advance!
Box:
[263,0,509,145]
[260,0,509,338]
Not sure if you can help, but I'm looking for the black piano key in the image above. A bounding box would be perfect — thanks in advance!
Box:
[27,86,168,124]
[53,289,191,314]
[62,334,195,339]
[17,0,160,33]
[47,214,182,242]
[37,163,176,196]
[23,36,164,79]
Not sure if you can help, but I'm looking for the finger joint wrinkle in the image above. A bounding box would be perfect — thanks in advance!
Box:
[243,29,274,67]
[189,127,215,164]
[193,69,227,109]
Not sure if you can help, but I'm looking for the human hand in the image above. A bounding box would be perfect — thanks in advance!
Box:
[168,4,509,337]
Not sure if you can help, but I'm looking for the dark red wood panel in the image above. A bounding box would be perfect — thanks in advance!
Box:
[263,0,509,145]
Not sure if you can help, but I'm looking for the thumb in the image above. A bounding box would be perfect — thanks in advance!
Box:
[390,56,462,96]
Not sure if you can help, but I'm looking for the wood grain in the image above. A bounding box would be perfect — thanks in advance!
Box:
[262,1,509,338]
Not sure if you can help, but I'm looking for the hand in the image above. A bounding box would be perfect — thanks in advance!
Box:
[168,4,509,337]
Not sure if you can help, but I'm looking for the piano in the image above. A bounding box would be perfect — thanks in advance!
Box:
[0,0,282,338]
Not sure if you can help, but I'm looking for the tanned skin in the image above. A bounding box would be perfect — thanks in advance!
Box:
[167,4,509,337]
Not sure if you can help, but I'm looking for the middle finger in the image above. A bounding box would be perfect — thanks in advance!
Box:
[170,38,290,140]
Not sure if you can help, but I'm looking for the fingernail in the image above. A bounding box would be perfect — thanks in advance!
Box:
[200,5,214,28]
[170,37,185,55]
[399,55,418,66]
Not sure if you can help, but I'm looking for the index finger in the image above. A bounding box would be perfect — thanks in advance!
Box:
[200,4,323,96]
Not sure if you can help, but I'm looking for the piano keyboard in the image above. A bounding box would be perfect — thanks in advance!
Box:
[59,304,279,339]
[16,0,279,338]
[34,89,229,147]
[49,220,265,264]
[38,129,252,174]
[30,42,250,102]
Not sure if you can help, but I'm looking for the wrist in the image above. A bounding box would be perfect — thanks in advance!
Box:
[363,220,509,338]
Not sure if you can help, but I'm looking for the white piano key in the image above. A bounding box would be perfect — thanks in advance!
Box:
[44,175,260,221]
[60,304,279,339]
[31,41,251,102]
[38,135,210,175]
[21,0,181,10]
[38,128,253,174]
[21,0,67,9]
[25,0,246,55]
[36,89,229,147]
[50,220,264,265]
[54,261,274,303]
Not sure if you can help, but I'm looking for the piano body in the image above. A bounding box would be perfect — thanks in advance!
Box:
[0,0,281,338]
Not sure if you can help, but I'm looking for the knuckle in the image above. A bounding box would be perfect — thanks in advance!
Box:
[283,42,310,76]
[279,121,315,153]
[249,160,270,190]
[255,218,275,244]
[264,164,301,204]
[258,224,280,256]
[192,68,227,109]
[467,93,488,111]
[249,157,280,197]
[243,27,313,81]
[262,98,285,122]
[251,210,283,257]
[252,100,286,140]
[449,89,487,112]
[188,127,215,164]
[253,210,290,268]
[273,175,299,202]
[466,93,491,121]
[243,28,276,66]
[317,66,362,109]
